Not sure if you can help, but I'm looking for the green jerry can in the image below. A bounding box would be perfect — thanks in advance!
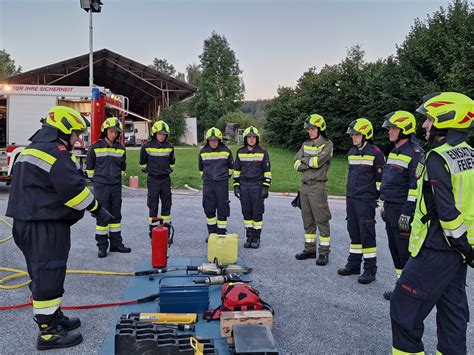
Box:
[207,233,238,264]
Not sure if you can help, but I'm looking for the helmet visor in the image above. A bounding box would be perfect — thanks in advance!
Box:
[75,115,90,134]
[382,119,395,129]
[346,126,359,135]
[304,116,313,129]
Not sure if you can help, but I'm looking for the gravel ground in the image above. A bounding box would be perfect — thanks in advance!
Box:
[0,185,473,354]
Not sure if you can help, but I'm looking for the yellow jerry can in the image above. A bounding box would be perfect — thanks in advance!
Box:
[207,233,239,264]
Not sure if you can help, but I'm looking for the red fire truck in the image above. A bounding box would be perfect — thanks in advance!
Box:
[0,84,127,183]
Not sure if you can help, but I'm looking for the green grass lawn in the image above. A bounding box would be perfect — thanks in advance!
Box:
[124,146,348,195]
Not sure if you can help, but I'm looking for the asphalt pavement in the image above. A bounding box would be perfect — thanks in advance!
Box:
[0,185,473,354]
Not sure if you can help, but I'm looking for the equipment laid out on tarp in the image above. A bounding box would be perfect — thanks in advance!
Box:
[115,318,216,355]
[99,257,279,354]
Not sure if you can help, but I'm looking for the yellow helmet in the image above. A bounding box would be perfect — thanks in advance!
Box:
[101,117,123,133]
[205,127,223,141]
[304,114,326,131]
[416,92,473,130]
[347,118,373,140]
[44,106,89,135]
[151,120,170,135]
[243,126,260,139]
[382,111,416,135]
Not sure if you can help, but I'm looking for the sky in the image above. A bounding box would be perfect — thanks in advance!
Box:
[0,0,453,100]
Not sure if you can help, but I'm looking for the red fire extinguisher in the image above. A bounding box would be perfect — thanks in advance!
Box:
[151,218,174,268]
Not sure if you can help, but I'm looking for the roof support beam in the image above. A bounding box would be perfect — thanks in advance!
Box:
[104,58,165,93]
[47,58,104,85]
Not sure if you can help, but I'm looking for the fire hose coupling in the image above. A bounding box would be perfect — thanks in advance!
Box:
[134,268,168,276]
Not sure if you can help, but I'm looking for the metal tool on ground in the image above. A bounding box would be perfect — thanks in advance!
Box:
[123,313,197,325]
[186,260,252,276]
[193,274,246,286]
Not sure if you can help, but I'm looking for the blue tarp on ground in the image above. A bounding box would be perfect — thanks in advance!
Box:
[100,257,249,354]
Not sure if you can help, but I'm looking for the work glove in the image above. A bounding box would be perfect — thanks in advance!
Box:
[463,247,474,268]
[380,207,386,222]
[448,232,474,268]
[398,214,412,232]
[261,186,269,199]
[291,191,301,209]
[234,186,241,200]
[91,205,114,225]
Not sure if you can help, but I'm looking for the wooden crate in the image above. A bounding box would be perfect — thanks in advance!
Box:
[220,310,273,343]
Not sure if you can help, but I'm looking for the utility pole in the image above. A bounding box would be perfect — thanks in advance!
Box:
[79,0,103,87]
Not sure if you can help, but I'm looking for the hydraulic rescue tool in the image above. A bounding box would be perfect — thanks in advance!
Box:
[186,261,252,276]
[135,261,252,277]
[193,274,246,285]
[122,313,197,325]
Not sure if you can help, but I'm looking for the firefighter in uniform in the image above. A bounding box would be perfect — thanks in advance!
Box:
[390,92,474,355]
[338,118,385,284]
[233,126,271,249]
[86,117,131,258]
[199,127,233,240]
[294,114,333,266]
[380,111,424,300]
[140,120,175,237]
[6,106,114,350]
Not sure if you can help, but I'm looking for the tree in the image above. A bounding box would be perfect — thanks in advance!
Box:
[149,58,177,77]
[186,63,201,86]
[241,100,271,121]
[175,72,186,82]
[265,45,372,152]
[265,1,473,153]
[190,32,245,135]
[397,0,473,97]
[216,111,257,136]
[158,102,188,143]
[0,49,22,80]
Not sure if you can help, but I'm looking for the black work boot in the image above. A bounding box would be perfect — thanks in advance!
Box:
[109,244,131,253]
[250,229,260,249]
[316,245,330,266]
[295,242,316,260]
[358,272,376,284]
[56,309,81,331]
[216,227,227,235]
[295,250,317,260]
[383,290,393,300]
[96,235,109,258]
[316,254,329,266]
[337,266,361,276]
[34,313,83,351]
[206,224,217,243]
[244,228,253,248]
